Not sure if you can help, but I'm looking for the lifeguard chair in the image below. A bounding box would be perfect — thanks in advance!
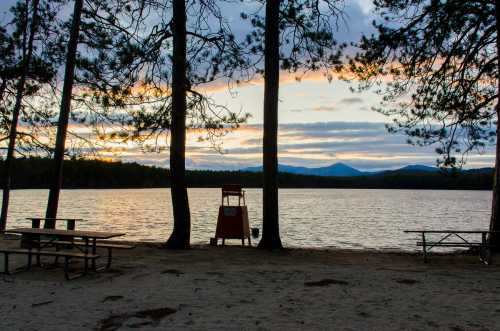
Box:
[214,184,251,246]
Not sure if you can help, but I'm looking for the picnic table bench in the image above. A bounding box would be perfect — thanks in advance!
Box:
[1,226,131,279]
[404,230,499,264]
[0,248,99,280]
[24,218,133,265]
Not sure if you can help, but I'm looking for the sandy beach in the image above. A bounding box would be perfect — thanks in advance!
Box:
[0,238,498,331]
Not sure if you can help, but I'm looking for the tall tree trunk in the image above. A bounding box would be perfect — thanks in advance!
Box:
[165,0,190,249]
[258,0,282,249]
[0,0,39,231]
[490,0,500,247]
[0,79,7,102]
[44,0,83,228]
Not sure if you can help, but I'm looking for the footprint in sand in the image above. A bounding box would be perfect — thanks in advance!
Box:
[304,279,349,287]
[394,278,420,285]
[161,269,184,276]
[101,295,124,303]
[97,307,176,331]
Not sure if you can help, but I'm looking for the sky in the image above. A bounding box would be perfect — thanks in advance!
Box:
[0,0,496,171]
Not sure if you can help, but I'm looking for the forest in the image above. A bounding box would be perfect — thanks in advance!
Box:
[2,157,493,190]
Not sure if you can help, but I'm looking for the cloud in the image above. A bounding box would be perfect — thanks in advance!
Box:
[339,97,364,105]
[79,121,494,171]
[288,104,337,112]
[312,105,337,112]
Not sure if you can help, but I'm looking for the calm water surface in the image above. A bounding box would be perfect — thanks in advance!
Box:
[4,188,491,251]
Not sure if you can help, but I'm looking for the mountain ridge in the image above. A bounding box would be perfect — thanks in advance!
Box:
[242,162,492,177]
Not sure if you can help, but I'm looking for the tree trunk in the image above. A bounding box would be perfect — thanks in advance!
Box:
[0,0,40,231]
[490,0,500,247]
[0,79,7,102]
[258,0,283,249]
[44,0,83,227]
[165,0,190,249]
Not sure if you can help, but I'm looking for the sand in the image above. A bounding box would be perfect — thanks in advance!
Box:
[0,237,499,331]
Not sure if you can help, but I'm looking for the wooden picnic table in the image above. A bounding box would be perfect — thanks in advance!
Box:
[5,227,125,270]
[404,230,499,264]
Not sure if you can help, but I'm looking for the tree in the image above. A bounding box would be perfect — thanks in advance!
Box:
[0,0,58,230]
[43,0,151,225]
[347,0,500,245]
[242,1,345,249]
[261,0,281,249]
[166,0,190,248]
[93,0,250,248]
[45,0,84,225]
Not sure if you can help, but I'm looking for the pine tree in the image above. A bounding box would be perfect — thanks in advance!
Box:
[242,0,345,249]
[348,0,500,246]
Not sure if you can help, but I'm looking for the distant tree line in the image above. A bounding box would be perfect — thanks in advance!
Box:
[1,158,493,190]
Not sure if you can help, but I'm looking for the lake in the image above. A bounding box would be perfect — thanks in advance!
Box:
[4,188,491,251]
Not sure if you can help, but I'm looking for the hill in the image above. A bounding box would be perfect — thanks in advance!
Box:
[244,162,364,177]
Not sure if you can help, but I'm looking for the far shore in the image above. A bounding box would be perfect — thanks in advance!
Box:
[0,237,498,330]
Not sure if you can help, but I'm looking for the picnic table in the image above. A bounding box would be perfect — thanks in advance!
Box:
[404,230,499,264]
[1,226,129,279]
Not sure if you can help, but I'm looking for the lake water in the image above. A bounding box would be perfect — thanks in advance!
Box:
[4,188,492,251]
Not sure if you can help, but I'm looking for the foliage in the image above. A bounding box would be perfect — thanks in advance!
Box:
[0,0,64,155]
[75,0,252,153]
[347,0,497,168]
[241,0,347,77]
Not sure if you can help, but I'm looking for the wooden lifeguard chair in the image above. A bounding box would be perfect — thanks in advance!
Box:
[214,184,251,246]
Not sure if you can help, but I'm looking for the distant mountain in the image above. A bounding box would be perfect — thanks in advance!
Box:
[242,162,492,177]
[398,164,439,172]
[243,162,364,177]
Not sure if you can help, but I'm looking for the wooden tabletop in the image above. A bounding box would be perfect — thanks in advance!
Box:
[26,218,84,221]
[5,228,125,239]
[404,230,500,234]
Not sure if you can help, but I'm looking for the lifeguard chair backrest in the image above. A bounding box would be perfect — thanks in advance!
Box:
[222,184,243,196]
[221,184,245,206]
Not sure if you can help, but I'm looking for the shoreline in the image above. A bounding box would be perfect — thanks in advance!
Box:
[7,187,494,191]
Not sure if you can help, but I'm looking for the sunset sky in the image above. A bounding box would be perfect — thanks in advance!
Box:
[1,0,495,171]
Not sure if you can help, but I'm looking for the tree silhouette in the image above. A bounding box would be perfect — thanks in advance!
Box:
[242,0,345,249]
[45,0,84,225]
[0,0,58,230]
[166,0,190,248]
[43,0,156,224]
[90,0,251,248]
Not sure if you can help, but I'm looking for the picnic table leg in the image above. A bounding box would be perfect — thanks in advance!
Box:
[27,251,32,270]
[84,237,89,272]
[422,233,427,263]
[91,238,97,270]
[480,232,492,265]
[3,252,9,274]
[106,247,112,269]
